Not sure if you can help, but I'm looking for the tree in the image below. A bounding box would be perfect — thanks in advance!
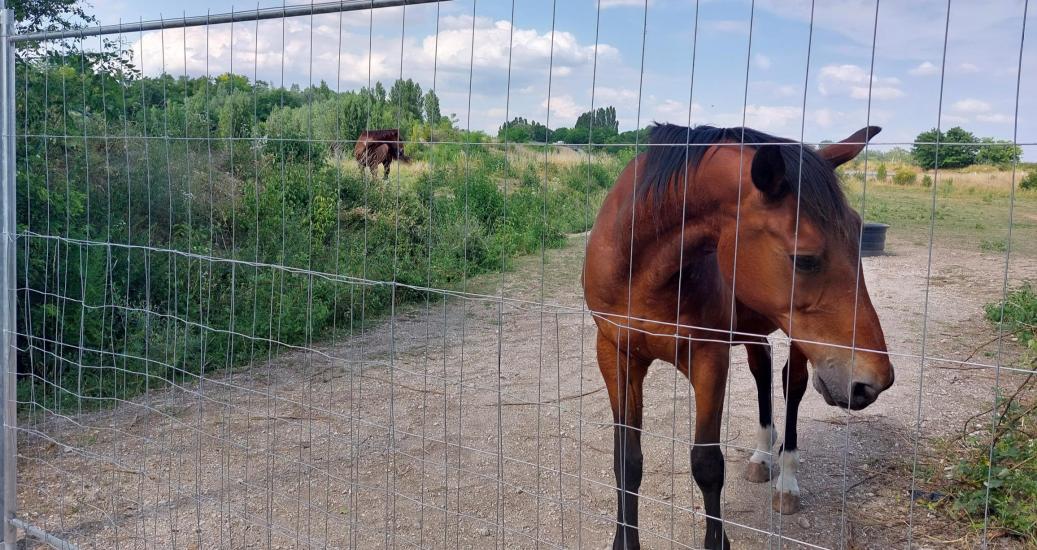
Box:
[911,126,979,169]
[497,117,549,143]
[8,0,94,37]
[975,137,1022,167]
[573,106,619,143]
[388,78,423,123]
[423,89,442,124]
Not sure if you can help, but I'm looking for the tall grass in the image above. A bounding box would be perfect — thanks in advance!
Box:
[16,59,623,414]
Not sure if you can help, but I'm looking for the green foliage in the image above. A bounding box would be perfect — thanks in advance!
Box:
[985,284,1037,347]
[876,163,887,181]
[1021,171,1037,191]
[892,167,917,186]
[497,106,626,145]
[17,57,619,413]
[922,174,933,188]
[498,117,549,143]
[980,238,1008,253]
[423,90,442,125]
[950,397,1037,544]
[912,127,980,169]
[942,286,1037,543]
[976,138,1023,168]
[858,147,912,165]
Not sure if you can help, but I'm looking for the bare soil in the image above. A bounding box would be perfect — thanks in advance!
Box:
[15,234,1037,549]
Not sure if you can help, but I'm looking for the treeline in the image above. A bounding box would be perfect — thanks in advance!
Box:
[496,106,648,145]
[17,53,619,413]
[912,127,1022,169]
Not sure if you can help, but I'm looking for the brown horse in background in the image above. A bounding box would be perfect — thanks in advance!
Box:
[582,123,893,549]
[354,129,411,179]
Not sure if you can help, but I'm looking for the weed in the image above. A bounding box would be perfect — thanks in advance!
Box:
[980,238,1008,253]
[942,285,1037,544]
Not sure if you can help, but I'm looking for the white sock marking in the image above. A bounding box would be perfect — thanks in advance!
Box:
[749,424,777,466]
[775,449,800,495]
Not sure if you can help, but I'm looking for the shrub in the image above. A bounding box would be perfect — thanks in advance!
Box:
[945,286,1037,544]
[922,174,933,188]
[876,163,887,181]
[893,167,917,186]
[1021,170,1037,191]
[985,283,1037,347]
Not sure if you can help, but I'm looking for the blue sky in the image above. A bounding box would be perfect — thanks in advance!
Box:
[86,0,1034,154]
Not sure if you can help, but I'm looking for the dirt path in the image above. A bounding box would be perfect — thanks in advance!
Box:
[16,234,1036,549]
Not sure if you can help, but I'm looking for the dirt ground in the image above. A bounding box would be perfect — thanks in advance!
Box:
[14,233,1037,549]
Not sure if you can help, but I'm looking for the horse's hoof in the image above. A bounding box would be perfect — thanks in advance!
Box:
[745,460,773,483]
[772,491,801,514]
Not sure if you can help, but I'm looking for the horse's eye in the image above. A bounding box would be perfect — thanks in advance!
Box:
[790,254,822,274]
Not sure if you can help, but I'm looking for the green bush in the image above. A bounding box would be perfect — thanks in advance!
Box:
[16,60,619,414]
[985,284,1037,347]
[893,167,917,186]
[922,174,933,188]
[876,163,887,182]
[945,285,1037,543]
[1021,171,1037,191]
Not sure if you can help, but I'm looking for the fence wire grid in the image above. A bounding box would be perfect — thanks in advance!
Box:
[3,0,1036,549]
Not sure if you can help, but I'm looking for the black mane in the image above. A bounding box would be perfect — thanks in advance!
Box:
[640,123,858,241]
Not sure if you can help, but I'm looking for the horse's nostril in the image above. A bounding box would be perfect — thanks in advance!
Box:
[850,382,878,409]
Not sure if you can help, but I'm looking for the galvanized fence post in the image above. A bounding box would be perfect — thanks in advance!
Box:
[0,6,15,549]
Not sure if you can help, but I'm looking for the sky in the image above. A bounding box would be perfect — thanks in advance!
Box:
[83,0,1035,156]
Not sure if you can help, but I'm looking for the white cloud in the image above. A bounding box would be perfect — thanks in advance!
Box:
[812,108,835,128]
[414,17,617,77]
[753,54,772,70]
[743,105,803,131]
[976,113,1011,123]
[543,95,584,123]
[951,98,992,113]
[651,99,700,122]
[946,98,1011,124]
[909,61,939,76]
[485,107,508,119]
[957,62,980,73]
[817,64,903,100]
[595,87,640,104]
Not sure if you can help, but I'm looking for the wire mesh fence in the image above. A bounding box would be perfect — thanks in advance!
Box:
[3,0,1035,548]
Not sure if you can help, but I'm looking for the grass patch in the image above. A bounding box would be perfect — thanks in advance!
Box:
[841,177,1037,257]
[937,285,1037,544]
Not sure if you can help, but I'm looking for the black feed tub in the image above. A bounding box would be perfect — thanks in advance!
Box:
[860,222,889,256]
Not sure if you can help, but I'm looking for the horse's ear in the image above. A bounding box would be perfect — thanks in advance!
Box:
[818,126,881,167]
[751,145,786,199]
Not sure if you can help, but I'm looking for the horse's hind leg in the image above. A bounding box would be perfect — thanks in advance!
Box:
[745,341,777,482]
[773,344,808,514]
[595,330,649,550]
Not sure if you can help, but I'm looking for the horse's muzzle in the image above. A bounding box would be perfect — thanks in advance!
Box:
[813,362,893,411]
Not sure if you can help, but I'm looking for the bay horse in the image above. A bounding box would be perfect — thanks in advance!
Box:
[582,123,894,549]
[354,128,410,179]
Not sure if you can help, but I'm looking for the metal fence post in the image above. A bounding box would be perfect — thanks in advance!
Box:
[0,6,15,549]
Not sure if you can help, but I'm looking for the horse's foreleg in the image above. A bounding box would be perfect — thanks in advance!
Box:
[689,343,731,550]
[745,341,777,482]
[596,330,649,550]
[774,344,808,514]
[383,161,390,180]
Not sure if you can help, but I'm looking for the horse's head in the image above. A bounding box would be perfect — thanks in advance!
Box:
[396,143,413,163]
[717,126,893,410]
